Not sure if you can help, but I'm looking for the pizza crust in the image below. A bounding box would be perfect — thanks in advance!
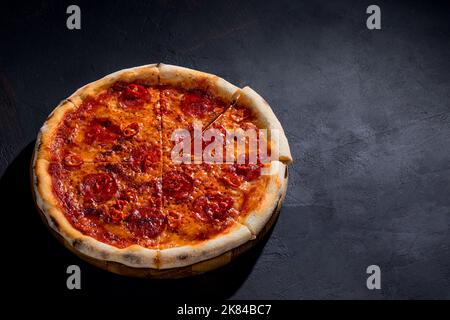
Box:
[236,86,293,164]
[67,64,160,106]
[158,63,241,105]
[33,158,257,269]
[241,160,288,235]
[157,223,252,269]
[33,99,77,163]
[33,159,160,268]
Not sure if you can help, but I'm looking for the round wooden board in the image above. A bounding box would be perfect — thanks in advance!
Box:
[31,163,288,279]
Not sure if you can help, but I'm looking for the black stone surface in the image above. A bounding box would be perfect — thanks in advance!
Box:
[0,0,449,299]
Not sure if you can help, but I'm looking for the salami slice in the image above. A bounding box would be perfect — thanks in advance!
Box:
[80,173,118,203]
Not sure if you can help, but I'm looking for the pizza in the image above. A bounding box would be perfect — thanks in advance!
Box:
[32,64,292,272]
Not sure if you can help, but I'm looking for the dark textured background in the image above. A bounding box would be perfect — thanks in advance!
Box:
[1,0,449,300]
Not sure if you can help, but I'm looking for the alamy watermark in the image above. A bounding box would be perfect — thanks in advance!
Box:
[170,122,279,173]
[366,265,381,290]
[366,5,381,30]
[66,265,81,290]
[66,5,81,30]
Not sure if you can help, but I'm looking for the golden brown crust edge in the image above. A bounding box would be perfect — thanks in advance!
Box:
[67,64,160,106]
[33,99,78,163]
[157,161,288,269]
[157,224,253,269]
[158,63,241,105]
[241,161,288,236]
[33,158,278,270]
[32,158,288,270]
[237,86,293,164]
[34,64,161,164]
[32,64,163,269]
[32,159,160,268]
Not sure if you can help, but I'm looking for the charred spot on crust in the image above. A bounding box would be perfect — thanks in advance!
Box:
[178,254,188,260]
[36,140,43,153]
[122,253,142,265]
[72,239,98,256]
[46,112,55,122]
[72,239,84,250]
[155,253,161,267]
[49,216,59,230]
[99,251,110,260]
[66,98,77,107]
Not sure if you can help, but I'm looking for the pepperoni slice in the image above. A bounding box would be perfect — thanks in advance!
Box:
[122,122,140,137]
[102,163,134,182]
[181,92,214,116]
[96,92,112,104]
[82,207,103,217]
[81,173,118,203]
[109,81,128,93]
[163,171,193,201]
[126,207,166,238]
[118,188,138,203]
[129,144,160,172]
[76,96,102,114]
[103,188,139,223]
[193,193,235,223]
[233,164,262,181]
[84,118,121,145]
[63,152,84,169]
[118,84,149,109]
[106,200,130,223]
[221,171,242,188]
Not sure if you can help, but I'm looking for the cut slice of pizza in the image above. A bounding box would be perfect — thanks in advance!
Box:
[158,162,252,268]
[34,159,162,267]
[231,161,288,235]
[193,86,292,235]
[156,161,286,268]
[34,64,162,164]
[160,163,243,245]
[201,86,292,165]
[158,64,240,166]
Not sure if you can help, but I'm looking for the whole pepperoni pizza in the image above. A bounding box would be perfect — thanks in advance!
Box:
[32,64,292,274]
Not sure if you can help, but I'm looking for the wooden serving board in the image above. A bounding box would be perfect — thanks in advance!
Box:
[32,164,288,279]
